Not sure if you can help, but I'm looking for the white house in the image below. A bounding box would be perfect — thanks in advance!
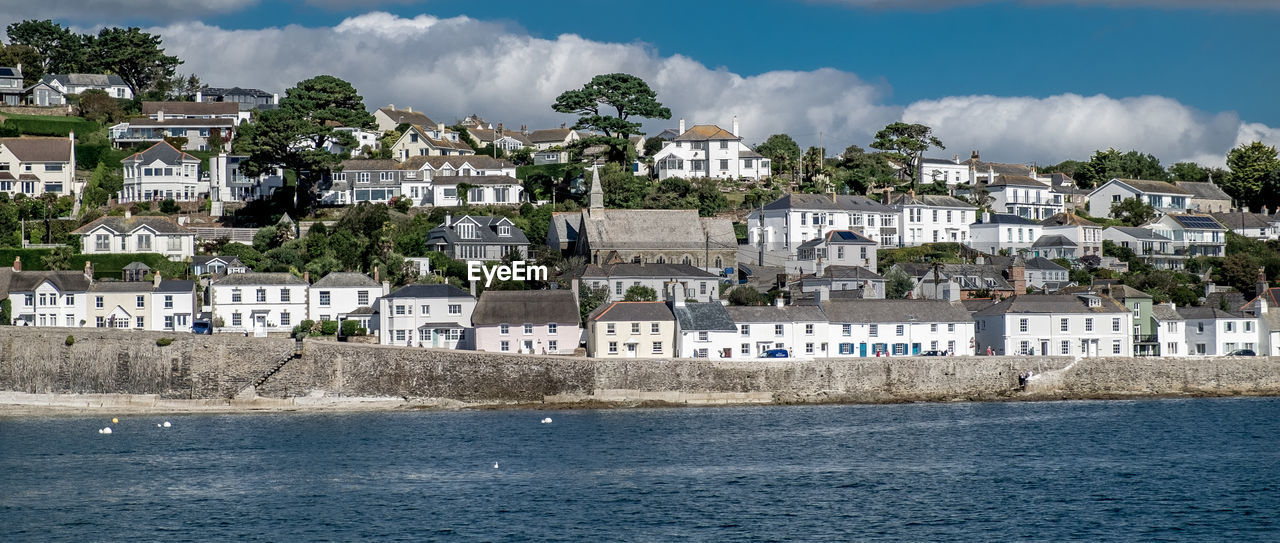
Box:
[0,136,76,198]
[5,267,92,327]
[73,214,196,262]
[377,284,477,348]
[27,73,132,106]
[1210,211,1279,241]
[374,105,436,132]
[209,273,309,336]
[889,192,976,246]
[430,176,524,207]
[747,193,899,253]
[1152,302,1187,357]
[652,117,770,181]
[1180,304,1259,356]
[150,278,197,332]
[119,141,204,203]
[1088,178,1191,218]
[822,299,975,357]
[527,127,581,151]
[1149,214,1226,259]
[917,156,972,186]
[672,298,739,359]
[424,215,530,263]
[308,271,386,323]
[725,302,830,358]
[579,262,722,304]
[1101,226,1182,270]
[795,230,878,276]
[209,154,284,216]
[390,124,474,160]
[972,293,1133,357]
[984,175,1064,220]
[110,101,241,151]
[1039,212,1102,260]
[969,213,1043,255]
[1023,257,1070,292]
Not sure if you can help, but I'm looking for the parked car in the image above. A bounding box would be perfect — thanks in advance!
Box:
[762,349,789,358]
[920,350,945,356]
[191,320,212,335]
[1227,349,1256,356]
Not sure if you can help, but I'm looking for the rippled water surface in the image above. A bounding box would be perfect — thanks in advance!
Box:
[2,398,1279,541]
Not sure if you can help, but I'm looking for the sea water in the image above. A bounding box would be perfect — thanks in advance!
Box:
[2,398,1278,541]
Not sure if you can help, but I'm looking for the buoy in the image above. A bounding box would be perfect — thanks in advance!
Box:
[162,421,171,428]
[98,427,112,434]
[493,462,499,469]
[156,423,162,428]
[111,418,118,423]
[541,417,553,424]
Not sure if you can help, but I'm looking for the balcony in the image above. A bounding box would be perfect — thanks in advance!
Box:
[1134,334,1158,344]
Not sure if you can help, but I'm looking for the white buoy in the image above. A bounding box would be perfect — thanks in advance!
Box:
[541,417,553,424]
[98,427,112,434]
[162,421,171,428]
[493,462,499,469]
[156,423,162,428]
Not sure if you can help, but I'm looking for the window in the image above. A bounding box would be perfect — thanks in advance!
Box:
[448,304,461,315]
[805,324,814,335]
[232,313,242,326]
[358,291,369,306]
[136,295,145,308]
[280,312,291,326]
[652,342,663,354]
[805,343,815,354]
[947,324,955,333]
[1197,322,1205,333]
[95,234,110,251]
[608,341,618,354]
[319,292,331,306]
[280,288,290,303]
[870,324,878,337]
[651,323,660,334]
[775,324,784,336]
[1166,342,1178,354]
[501,341,510,352]
[137,234,151,250]
[741,324,750,336]
[741,343,751,355]
[167,236,182,251]
[1224,322,1235,333]
[698,331,709,341]
[548,340,558,353]
[1085,318,1093,332]
[256,289,267,302]
[229,289,241,303]
[896,324,904,336]
[842,324,852,336]
[719,159,729,170]
[420,305,429,315]
[631,323,640,334]
[95,296,104,309]
[606,323,616,335]
[395,330,406,342]
[548,323,557,335]
[1061,340,1071,355]
[524,324,533,335]
[1019,319,1029,333]
[1020,340,1030,355]
[1246,321,1255,332]
[164,295,173,309]
[615,282,623,296]
[500,324,510,335]
[1112,340,1122,354]
[136,316,144,328]
[1112,318,1121,332]
[96,316,105,327]
[1060,318,1069,332]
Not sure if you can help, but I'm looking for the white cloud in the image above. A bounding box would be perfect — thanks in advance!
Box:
[808,0,1280,10]
[0,0,256,25]
[29,10,1270,168]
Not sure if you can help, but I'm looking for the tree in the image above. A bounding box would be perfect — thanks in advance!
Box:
[77,89,124,123]
[1074,149,1169,189]
[1216,253,1260,297]
[835,145,897,195]
[623,285,657,301]
[578,284,609,325]
[237,75,376,212]
[0,44,43,87]
[884,267,914,299]
[5,20,84,74]
[90,26,182,97]
[43,246,73,270]
[1111,197,1156,226]
[869,122,944,188]
[553,73,671,164]
[599,163,649,208]
[1225,142,1280,212]
[0,298,10,326]
[756,134,802,180]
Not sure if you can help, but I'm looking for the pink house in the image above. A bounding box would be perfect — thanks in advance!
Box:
[472,289,580,355]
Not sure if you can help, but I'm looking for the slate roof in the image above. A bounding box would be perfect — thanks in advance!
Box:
[1210,212,1272,229]
[673,125,739,141]
[673,302,737,332]
[312,272,379,288]
[429,175,522,186]
[798,230,876,250]
[763,193,895,213]
[1105,226,1169,241]
[580,262,718,279]
[0,137,73,162]
[89,281,153,293]
[1174,181,1231,200]
[975,213,1037,225]
[822,266,883,280]
[1242,287,1280,314]
[142,101,239,116]
[156,279,195,293]
[888,194,974,208]
[988,175,1049,188]
[1039,213,1099,227]
[39,73,127,87]
[126,117,236,128]
[402,154,514,171]
[72,215,194,235]
[1024,257,1067,271]
[122,262,152,271]
[549,212,579,244]
[383,284,474,300]
[821,299,973,323]
[580,210,737,251]
[339,159,400,171]
[426,215,530,247]
[725,305,827,323]
[377,107,436,128]
[1111,178,1190,195]
[589,301,675,322]
[192,255,244,267]
[971,293,1128,316]
[120,140,199,165]
[7,271,91,293]
[201,86,273,99]
[212,272,307,286]
[527,128,575,143]
[968,159,1034,178]
[465,127,533,147]
[1151,304,1183,321]
[1178,306,1245,319]
[472,290,578,325]
[1032,234,1075,248]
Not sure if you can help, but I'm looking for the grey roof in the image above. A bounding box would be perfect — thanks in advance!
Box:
[1150,304,1183,321]
[1105,226,1169,241]
[579,210,737,251]
[472,290,578,325]
[41,73,128,87]
[119,141,199,166]
[764,193,894,213]
[975,213,1037,226]
[589,301,675,322]
[527,128,575,143]
[402,155,514,171]
[339,159,400,172]
[212,272,307,286]
[122,262,152,271]
[823,266,883,280]
[429,175,521,186]
[1024,257,1067,271]
[1111,178,1190,195]
[725,305,827,323]
[901,263,1013,291]
[972,294,1128,316]
[821,299,973,323]
[127,117,236,127]
[580,262,718,279]
[73,215,194,235]
[673,302,737,331]
[192,255,244,267]
[90,281,153,293]
[377,107,436,128]
[426,216,530,247]
[988,175,1049,188]
[7,271,91,293]
[1210,212,1272,229]
[383,284,474,300]
[156,280,195,293]
[200,86,273,98]
[1168,214,1225,230]
[0,137,74,162]
[968,159,1034,177]
[797,230,876,251]
[1174,181,1231,200]
[888,194,975,209]
[143,101,239,116]
[1039,213,1100,227]
[1032,234,1074,248]
[1178,306,1245,319]
[673,125,739,141]
[312,272,379,288]
[549,212,579,244]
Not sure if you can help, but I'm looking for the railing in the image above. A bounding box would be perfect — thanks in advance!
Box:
[1134,334,1158,344]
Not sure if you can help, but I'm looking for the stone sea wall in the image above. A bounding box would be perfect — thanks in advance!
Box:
[3,326,1280,407]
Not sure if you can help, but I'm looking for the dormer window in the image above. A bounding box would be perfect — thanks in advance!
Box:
[457,222,477,239]
[498,225,510,236]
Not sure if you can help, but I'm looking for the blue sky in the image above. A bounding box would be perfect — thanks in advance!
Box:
[2,0,1277,166]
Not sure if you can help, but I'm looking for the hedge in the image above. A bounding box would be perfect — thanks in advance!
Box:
[2,117,100,139]
[0,248,187,279]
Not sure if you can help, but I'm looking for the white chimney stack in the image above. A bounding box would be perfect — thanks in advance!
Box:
[195,90,202,102]
[732,115,739,137]
[273,93,279,105]
[678,118,685,134]
[156,110,165,122]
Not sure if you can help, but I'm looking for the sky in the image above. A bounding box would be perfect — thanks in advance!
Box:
[1,0,1277,168]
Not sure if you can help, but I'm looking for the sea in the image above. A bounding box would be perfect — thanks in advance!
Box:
[2,397,1278,542]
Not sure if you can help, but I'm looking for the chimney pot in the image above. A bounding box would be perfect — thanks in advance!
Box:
[774,296,785,308]
[12,256,20,271]
[373,266,380,284]
[679,118,685,134]
[303,271,310,284]
[153,270,162,288]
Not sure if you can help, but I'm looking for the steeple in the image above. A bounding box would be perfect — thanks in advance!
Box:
[588,166,604,212]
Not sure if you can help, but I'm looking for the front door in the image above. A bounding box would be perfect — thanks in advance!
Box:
[1041,341,1049,356]
[626,343,637,358]
[254,314,267,337]
[859,343,867,357]
[523,340,534,353]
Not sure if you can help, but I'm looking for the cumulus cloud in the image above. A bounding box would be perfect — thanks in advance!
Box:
[808,0,1280,10]
[33,10,1271,168]
[0,0,256,25]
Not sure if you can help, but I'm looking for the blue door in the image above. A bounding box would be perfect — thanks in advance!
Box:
[912,343,921,355]
[859,343,867,357]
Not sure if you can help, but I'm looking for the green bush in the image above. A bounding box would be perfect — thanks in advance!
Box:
[292,319,316,339]
[0,298,10,326]
[320,320,340,336]
[1,117,99,138]
[155,338,173,347]
[65,335,75,346]
[340,319,360,337]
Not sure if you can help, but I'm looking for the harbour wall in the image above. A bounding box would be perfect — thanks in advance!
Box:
[2,326,1280,408]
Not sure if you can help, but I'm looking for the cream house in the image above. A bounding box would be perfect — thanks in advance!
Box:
[0,136,76,197]
[119,141,204,203]
[74,215,196,262]
[586,301,676,358]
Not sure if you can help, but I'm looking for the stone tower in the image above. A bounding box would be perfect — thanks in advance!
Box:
[588,166,604,213]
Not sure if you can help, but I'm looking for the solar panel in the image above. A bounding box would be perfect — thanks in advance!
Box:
[1177,216,1221,229]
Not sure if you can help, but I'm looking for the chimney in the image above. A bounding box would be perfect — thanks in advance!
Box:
[732,114,739,137]
[679,118,685,134]
[153,270,162,288]
[444,213,452,227]
[559,123,566,129]
[831,191,837,204]
[817,285,830,304]
[406,106,412,112]
[83,261,93,282]
[195,90,202,102]
[981,211,990,223]
[521,124,527,135]
[1257,267,1269,299]
[382,280,390,296]
[125,209,132,219]
[273,93,279,105]
[373,266,380,284]
[971,150,980,160]
[1259,296,1269,315]
[774,296,785,308]
[675,282,687,308]
[157,110,165,122]
[303,271,310,284]
[437,122,445,134]
[12,256,20,272]
[389,103,395,110]
[953,154,959,165]
[571,278,580,313]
